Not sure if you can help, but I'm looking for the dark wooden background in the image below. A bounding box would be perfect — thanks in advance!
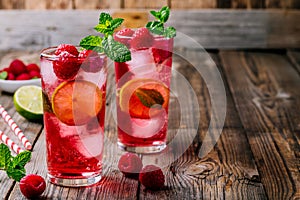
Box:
[0,0,299,9]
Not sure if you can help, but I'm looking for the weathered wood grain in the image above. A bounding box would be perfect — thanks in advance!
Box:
[112,11,149,29]
[74,0,113,9]
[0,10,299,51]
[171,0,216,8]
[287,50,300,74]
[0,0,25,9]
[220,51,300,200]
[124,0,167,9]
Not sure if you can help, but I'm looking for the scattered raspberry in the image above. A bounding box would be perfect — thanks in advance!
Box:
[78,50,105,73]
[19,174,46,199]
[114,28,135,48]
[16,73,31,80]
[55,44,79,56]
[29,70,41,79]
[152,48,172,64]
[139,165,165,190]
[26,63,40,72]
[9,59,27,76]
[130,28,154,49]
[53,51,81,80]
[118,153,143,179]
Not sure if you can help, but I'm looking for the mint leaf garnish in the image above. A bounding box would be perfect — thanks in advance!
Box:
[79,35,103,52]
[136,88,164,108]
[0,71,8,80]
[146,6,176,38]
[80,12,130,62]
[102,35,131,63]
[0,143,31,182]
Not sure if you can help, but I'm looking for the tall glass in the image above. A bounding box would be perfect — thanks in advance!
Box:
[40,47,107,186]
[114,30,174,153]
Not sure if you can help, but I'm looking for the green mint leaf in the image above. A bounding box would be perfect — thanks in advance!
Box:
[0,144,12,169]
[150,10,160,19]
[159,6,170,23]
[99,13,113,24]
[110,18,124,30]
[164,26,176,38]
[6,165,26,182]
[0,71,8,80]
[80,35,103,52]
[135,88,164,108]
[102,35,131,62]
[94,24,113,36]
[11,150,31,168]
[146,21,165,35]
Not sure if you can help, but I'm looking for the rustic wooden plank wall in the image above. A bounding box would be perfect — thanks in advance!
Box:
[0,0,300,9]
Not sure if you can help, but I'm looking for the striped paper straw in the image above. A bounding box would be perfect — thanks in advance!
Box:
[0,130,24,154]
[0,104,32,150]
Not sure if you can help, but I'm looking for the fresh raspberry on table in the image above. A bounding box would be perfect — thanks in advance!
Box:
[55,44,79,56]
[114,28,135,48]
[9,59,27,76]
[26,63,40,72]
[19,174,46,199]
[118,152,143,179]
[16,73,31,80]
[139,165,165,190]
[130,28,154,49]
[53,51,81,80]
[7,72,15,80]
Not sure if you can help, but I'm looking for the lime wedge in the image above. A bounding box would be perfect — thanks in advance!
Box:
[13,85,43,121]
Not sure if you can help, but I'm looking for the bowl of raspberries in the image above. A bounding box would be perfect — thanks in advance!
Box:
[0,59,41,93]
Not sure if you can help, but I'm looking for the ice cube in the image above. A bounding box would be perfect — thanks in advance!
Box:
[75,133,103,158]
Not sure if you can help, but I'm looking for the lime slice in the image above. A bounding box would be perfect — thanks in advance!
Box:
[13,85,43,121]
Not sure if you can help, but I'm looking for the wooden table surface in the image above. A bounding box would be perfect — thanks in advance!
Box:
[0,48,299,200]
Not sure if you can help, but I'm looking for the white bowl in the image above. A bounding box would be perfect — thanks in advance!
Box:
[0,78,41,93]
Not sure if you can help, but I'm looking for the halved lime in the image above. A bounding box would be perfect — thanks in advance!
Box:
[13,85,43,121]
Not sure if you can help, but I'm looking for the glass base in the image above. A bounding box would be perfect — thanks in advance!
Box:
[47,173,102,187]
[118,141,166,154]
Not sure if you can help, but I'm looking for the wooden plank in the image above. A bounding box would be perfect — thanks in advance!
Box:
[171,0,217,8]
[112,11,149,29]
[74,0,114,9]
[124,0,166,9]
[0,0,25,9]
[220,51,300,200]
[287,50,300,74]
[0,10,299,50]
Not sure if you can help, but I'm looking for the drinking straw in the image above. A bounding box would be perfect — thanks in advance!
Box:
[0,130,24,154]
[0,104,32,150]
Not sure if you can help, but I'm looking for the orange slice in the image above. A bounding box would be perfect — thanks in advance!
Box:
[119,78,169,119]
[52,80,102,126]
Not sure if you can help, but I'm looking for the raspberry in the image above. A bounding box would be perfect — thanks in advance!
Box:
[152,48,172,64]
[78,50,104,73]
[130,28,154,49]
[29,70,41,79]
[139,165,165,190]
[19,174,46,199]
[26,63,40,72]
[16,73,31,80]
[114,28,135,48]
[7,72,15,80]
[118,153,143,179]
[53,51,81,80]
[9,59,27,76]
[55,44,79,56]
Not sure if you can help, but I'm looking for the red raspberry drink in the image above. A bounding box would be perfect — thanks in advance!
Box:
[114,28,174,153]
[40,45,107,186]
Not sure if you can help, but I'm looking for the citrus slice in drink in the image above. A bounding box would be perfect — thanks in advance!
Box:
[13,85,43,121]
[119,78,169,119]
[52,80,102,126]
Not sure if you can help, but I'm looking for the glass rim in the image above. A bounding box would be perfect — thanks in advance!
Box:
[40,46,106,60]
[114,30,174,41]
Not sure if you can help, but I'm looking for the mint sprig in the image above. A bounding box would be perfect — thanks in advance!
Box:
[0,143,31,182]
[0,71,8,80]
[146,6,176,38]
[80,13,131,63]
